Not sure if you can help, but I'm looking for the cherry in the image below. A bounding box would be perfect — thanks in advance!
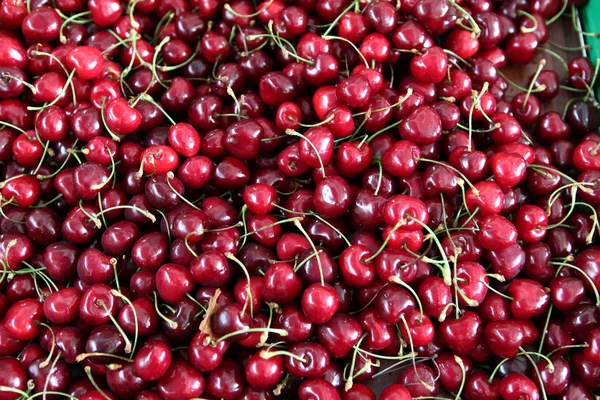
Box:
[499,374,539,400]
[298,378,340,400]
[206,358,246,399]
[507,279,550,319]
[302,283,339,324]
[134,340,173,382]
[464,371,500,400]
[398,363,438,397]
[4,298,44,341]
[484,320,525,358]
[104,98,142,135]
[28,357,71,397]
[439,311,482,355]
[0,356,27,400]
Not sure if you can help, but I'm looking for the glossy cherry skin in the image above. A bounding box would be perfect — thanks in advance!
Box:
[206,358,245,399]
[439,311,482,356]
[134,341,172,381]
[298,379,340,400]
[533,354,570,395]
[245,350,284,390]
[507,279,550,319]
[28,357,71,398]
[499,374,540,400]
[301,283,339,324]
[4,299,44,341]
[42,287,81,325]
[484,320,524,358]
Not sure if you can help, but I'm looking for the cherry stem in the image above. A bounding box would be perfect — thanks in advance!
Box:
[449,0,481,37]
[519,348,550,400]
[150,37,171,89]
[551,260,600,306]
[0,72,37,94]
[321,0,360,36]
[153,291,179,329]
[548,39,590,51]
[345,333,367,392]
[518,9,539,33]
[102,34,138,57]
[309,212,351,246]
[489,358,510,383]
[406,216,452,286]
[294,113,336,128]
[225,0,274,18]
[400,314,435,392]
[348,110,372,143]
[0,121,26,134]
[100,99,122,142]
[529,164,588,189]
[84,366,113,400]
[165,172,201,209]
[571,202,600,242]
[293,218,325,286]
[94,205,156,227]
[37,323,55,368]
[354,89,414,117]
[390,276,425,321]
[523,59,547,110]
[416,158,475,193]
[547,343,589,357]
[28,70,76,112]
[42,352,62,400]
[225,252,254,317]
[362,119,402,145]
[160,45,200,72]
[456,122,501,133]
[537,303,554,359]
[467,82,491,151]
[259,349,307,363]
[480,280,513,300]
[571,3,600,37]
[364,221,404,262]
[185,292,207,312]
[98,301,132,354]
[183,232,201,258]
[293,248,323,272]
[58,10,92,43]
[76,352,132,363]
[354,347,417,361]
[214,328,288,344]
[322,34,369,68]
[153,209,171,243]
[538,47,569,75]
[584,58,600,102]
[286,129,327,178]
[22,261,58,292]
[111,290,138,358]
[138,94,176,124]
[453,356,467,400]
[374,161,384,196]
[562,96,586,119]
[443,49,472,68]
[456,285,480,307]
[153,11,174,44]
[238,216,298,240]
[547,0,568,24]
[545,183,589,230]
[520,347,555,372]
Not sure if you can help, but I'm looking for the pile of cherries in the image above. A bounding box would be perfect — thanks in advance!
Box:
[1,0,600,397]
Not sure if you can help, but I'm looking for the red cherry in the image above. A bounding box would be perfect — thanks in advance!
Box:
[410,46,448,84]
[66,46,105,80]
[104,98,142,135]
[168,122,201,158]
